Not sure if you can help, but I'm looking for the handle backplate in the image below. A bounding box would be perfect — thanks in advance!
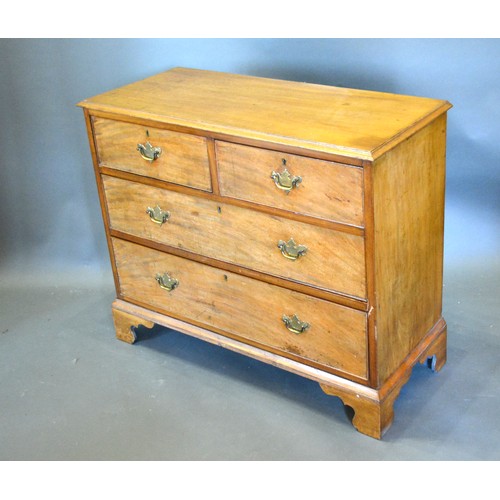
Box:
[270,168,302,192]
[137,141,162,162]
[146,205,170,226]
[155,272,179,291]
[277,238,308,260]
[282,314,310,334]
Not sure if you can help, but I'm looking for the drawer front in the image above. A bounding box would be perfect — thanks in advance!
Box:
[93,117,211,191]
[103,175,367,299]
[112,238,368,379]
[216,141,364,226]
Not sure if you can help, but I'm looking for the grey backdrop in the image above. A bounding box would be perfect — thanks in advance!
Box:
[0,39,500,279]
[1,38,499,281]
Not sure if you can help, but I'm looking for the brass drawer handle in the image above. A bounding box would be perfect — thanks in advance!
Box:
[278,238,308,260]
[137,141,162,162]
[146,205,170,226]
[155,272,179,291]
[282,314,310,334]
[270,167,302,192]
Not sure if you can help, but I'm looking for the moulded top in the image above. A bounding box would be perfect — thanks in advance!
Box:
[78,67,452,161]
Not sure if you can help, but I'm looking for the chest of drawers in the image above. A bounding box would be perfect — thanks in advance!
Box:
[78,68,451,439]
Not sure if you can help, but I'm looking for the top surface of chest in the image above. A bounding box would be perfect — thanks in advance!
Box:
[78,67,451,160]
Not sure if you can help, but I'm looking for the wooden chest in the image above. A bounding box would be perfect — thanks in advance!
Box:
[78,68,451,439]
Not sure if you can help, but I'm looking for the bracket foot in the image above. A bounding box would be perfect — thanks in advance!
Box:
[112,305,155,344]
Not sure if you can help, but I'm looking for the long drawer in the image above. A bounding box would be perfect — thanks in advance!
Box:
[103,175,367,299]
[112,238,368,379]
[93,117,212,191]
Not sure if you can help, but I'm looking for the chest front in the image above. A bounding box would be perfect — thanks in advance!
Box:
[79,68,451,439]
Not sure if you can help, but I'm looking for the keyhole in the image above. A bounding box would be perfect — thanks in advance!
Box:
[282,158,287,166]
[146,130,150,137]
[217,206,222,214]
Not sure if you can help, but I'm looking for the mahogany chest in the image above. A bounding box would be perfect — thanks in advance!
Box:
[78,68,451,438]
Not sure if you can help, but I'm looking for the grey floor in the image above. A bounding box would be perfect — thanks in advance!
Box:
[1,261,499,460]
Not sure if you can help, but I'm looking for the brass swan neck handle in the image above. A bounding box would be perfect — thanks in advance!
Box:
[270,167,302,192]
[155,272,179,291]
[282,314,310,334]
[137,141,162,162]
[278,238,308,260]
[146,205,170,226]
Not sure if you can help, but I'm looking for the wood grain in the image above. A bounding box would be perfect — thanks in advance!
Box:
[110,230,368,311]
[111,297,373,386]
[82,109,121,295]
[92,116,211,191]
[320,316,447,438]
[112,307,154,344]
[320,378,407,439]
[112,238,368,379]
[78,67,451,161]
[87,108,368,167]
[79,68,451,439]
[103,175,367,299]
[362,160,379,387]
[216,141,364,227]
[111,298,446,439]
[100,166,364,236]
[371,114,448,385]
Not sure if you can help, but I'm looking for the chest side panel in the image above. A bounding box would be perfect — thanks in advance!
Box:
[371,114,447,385]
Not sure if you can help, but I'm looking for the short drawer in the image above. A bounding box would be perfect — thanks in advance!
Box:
[112,238,368,379]
[103,175,367,299]
[216,141,364,226]
[92,117,211,191]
